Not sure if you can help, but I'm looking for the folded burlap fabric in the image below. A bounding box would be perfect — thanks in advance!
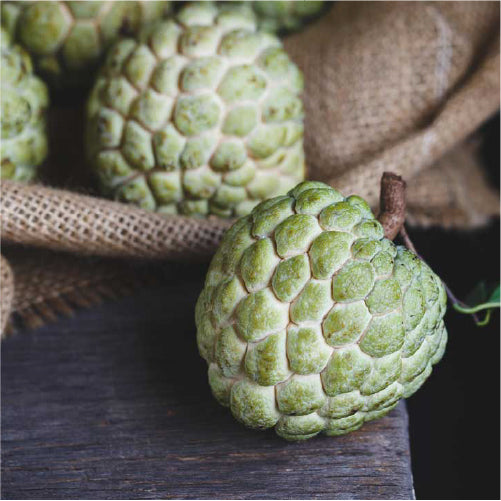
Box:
[1,1,499,334]
[284,1,500,211]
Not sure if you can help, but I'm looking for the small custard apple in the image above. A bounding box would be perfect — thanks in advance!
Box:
[1,27,49,182]
[195,181,447,440]
[251,1,326,34]
[1,1,172,87]
[85,1,305,217]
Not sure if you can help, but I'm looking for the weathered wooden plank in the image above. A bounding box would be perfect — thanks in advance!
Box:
[1,263,414,499]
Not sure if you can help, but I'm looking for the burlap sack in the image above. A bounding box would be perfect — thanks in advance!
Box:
[0,246,168,333]
[284,1,500,211]
[1,1,499,333]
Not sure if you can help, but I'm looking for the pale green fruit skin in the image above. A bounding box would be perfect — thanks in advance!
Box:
[85,1,305,217]
[196,181,447,440]
[1,27,49,182]
[1,1,172,87]
[252,1,325,34]
[223,1,326,35]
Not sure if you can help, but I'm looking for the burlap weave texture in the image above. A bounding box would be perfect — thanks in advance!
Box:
[284,1,500,208]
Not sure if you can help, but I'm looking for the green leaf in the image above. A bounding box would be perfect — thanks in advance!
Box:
[453,282,500,326]
[464,281,489,306]
[488,285,500,303]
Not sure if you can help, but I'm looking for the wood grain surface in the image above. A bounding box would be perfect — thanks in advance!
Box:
[1,262,414,500]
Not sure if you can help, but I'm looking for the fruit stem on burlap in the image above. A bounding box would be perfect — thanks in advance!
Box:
[377,172,407,241]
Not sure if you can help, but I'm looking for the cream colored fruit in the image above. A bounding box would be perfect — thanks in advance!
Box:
[196,181,447,440]
[85,1,305,217]
[1,27,49,181]
[1,1,172,87]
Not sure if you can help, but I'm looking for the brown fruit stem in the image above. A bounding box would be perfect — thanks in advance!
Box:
[377,172,407,240]
[377,172,480,323]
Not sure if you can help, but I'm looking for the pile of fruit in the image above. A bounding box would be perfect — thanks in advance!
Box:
[1,1,447,440]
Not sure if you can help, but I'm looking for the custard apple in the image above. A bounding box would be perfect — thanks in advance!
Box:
[1,1,172,88]
[85,1,305,217]
[251,1,326,34]
[195,181,447,440]
[1,27,49,182]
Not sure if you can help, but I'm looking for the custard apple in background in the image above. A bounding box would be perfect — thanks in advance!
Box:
[195,181,447,440]
[85,1,305,218]
[1,1,172,88]
[251,1,326,34]
[1,27,49,182]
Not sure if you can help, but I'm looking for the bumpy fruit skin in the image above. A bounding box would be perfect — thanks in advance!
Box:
[1,28,49,182]
[1,1,172,87]
[252,1,325,34]
[196,181,447,440]
[85,1,305,218]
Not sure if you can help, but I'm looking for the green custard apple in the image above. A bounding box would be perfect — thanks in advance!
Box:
[195,181,447,440]
[1,27,49,182]
[1,1,172,87]
[85,1,305,217]
[252,1,326,34]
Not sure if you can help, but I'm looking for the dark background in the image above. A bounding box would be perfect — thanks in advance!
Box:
[406,114,500,500]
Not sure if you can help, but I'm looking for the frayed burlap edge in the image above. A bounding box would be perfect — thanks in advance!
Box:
[1,247,165,336]
[1,255,14,334]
